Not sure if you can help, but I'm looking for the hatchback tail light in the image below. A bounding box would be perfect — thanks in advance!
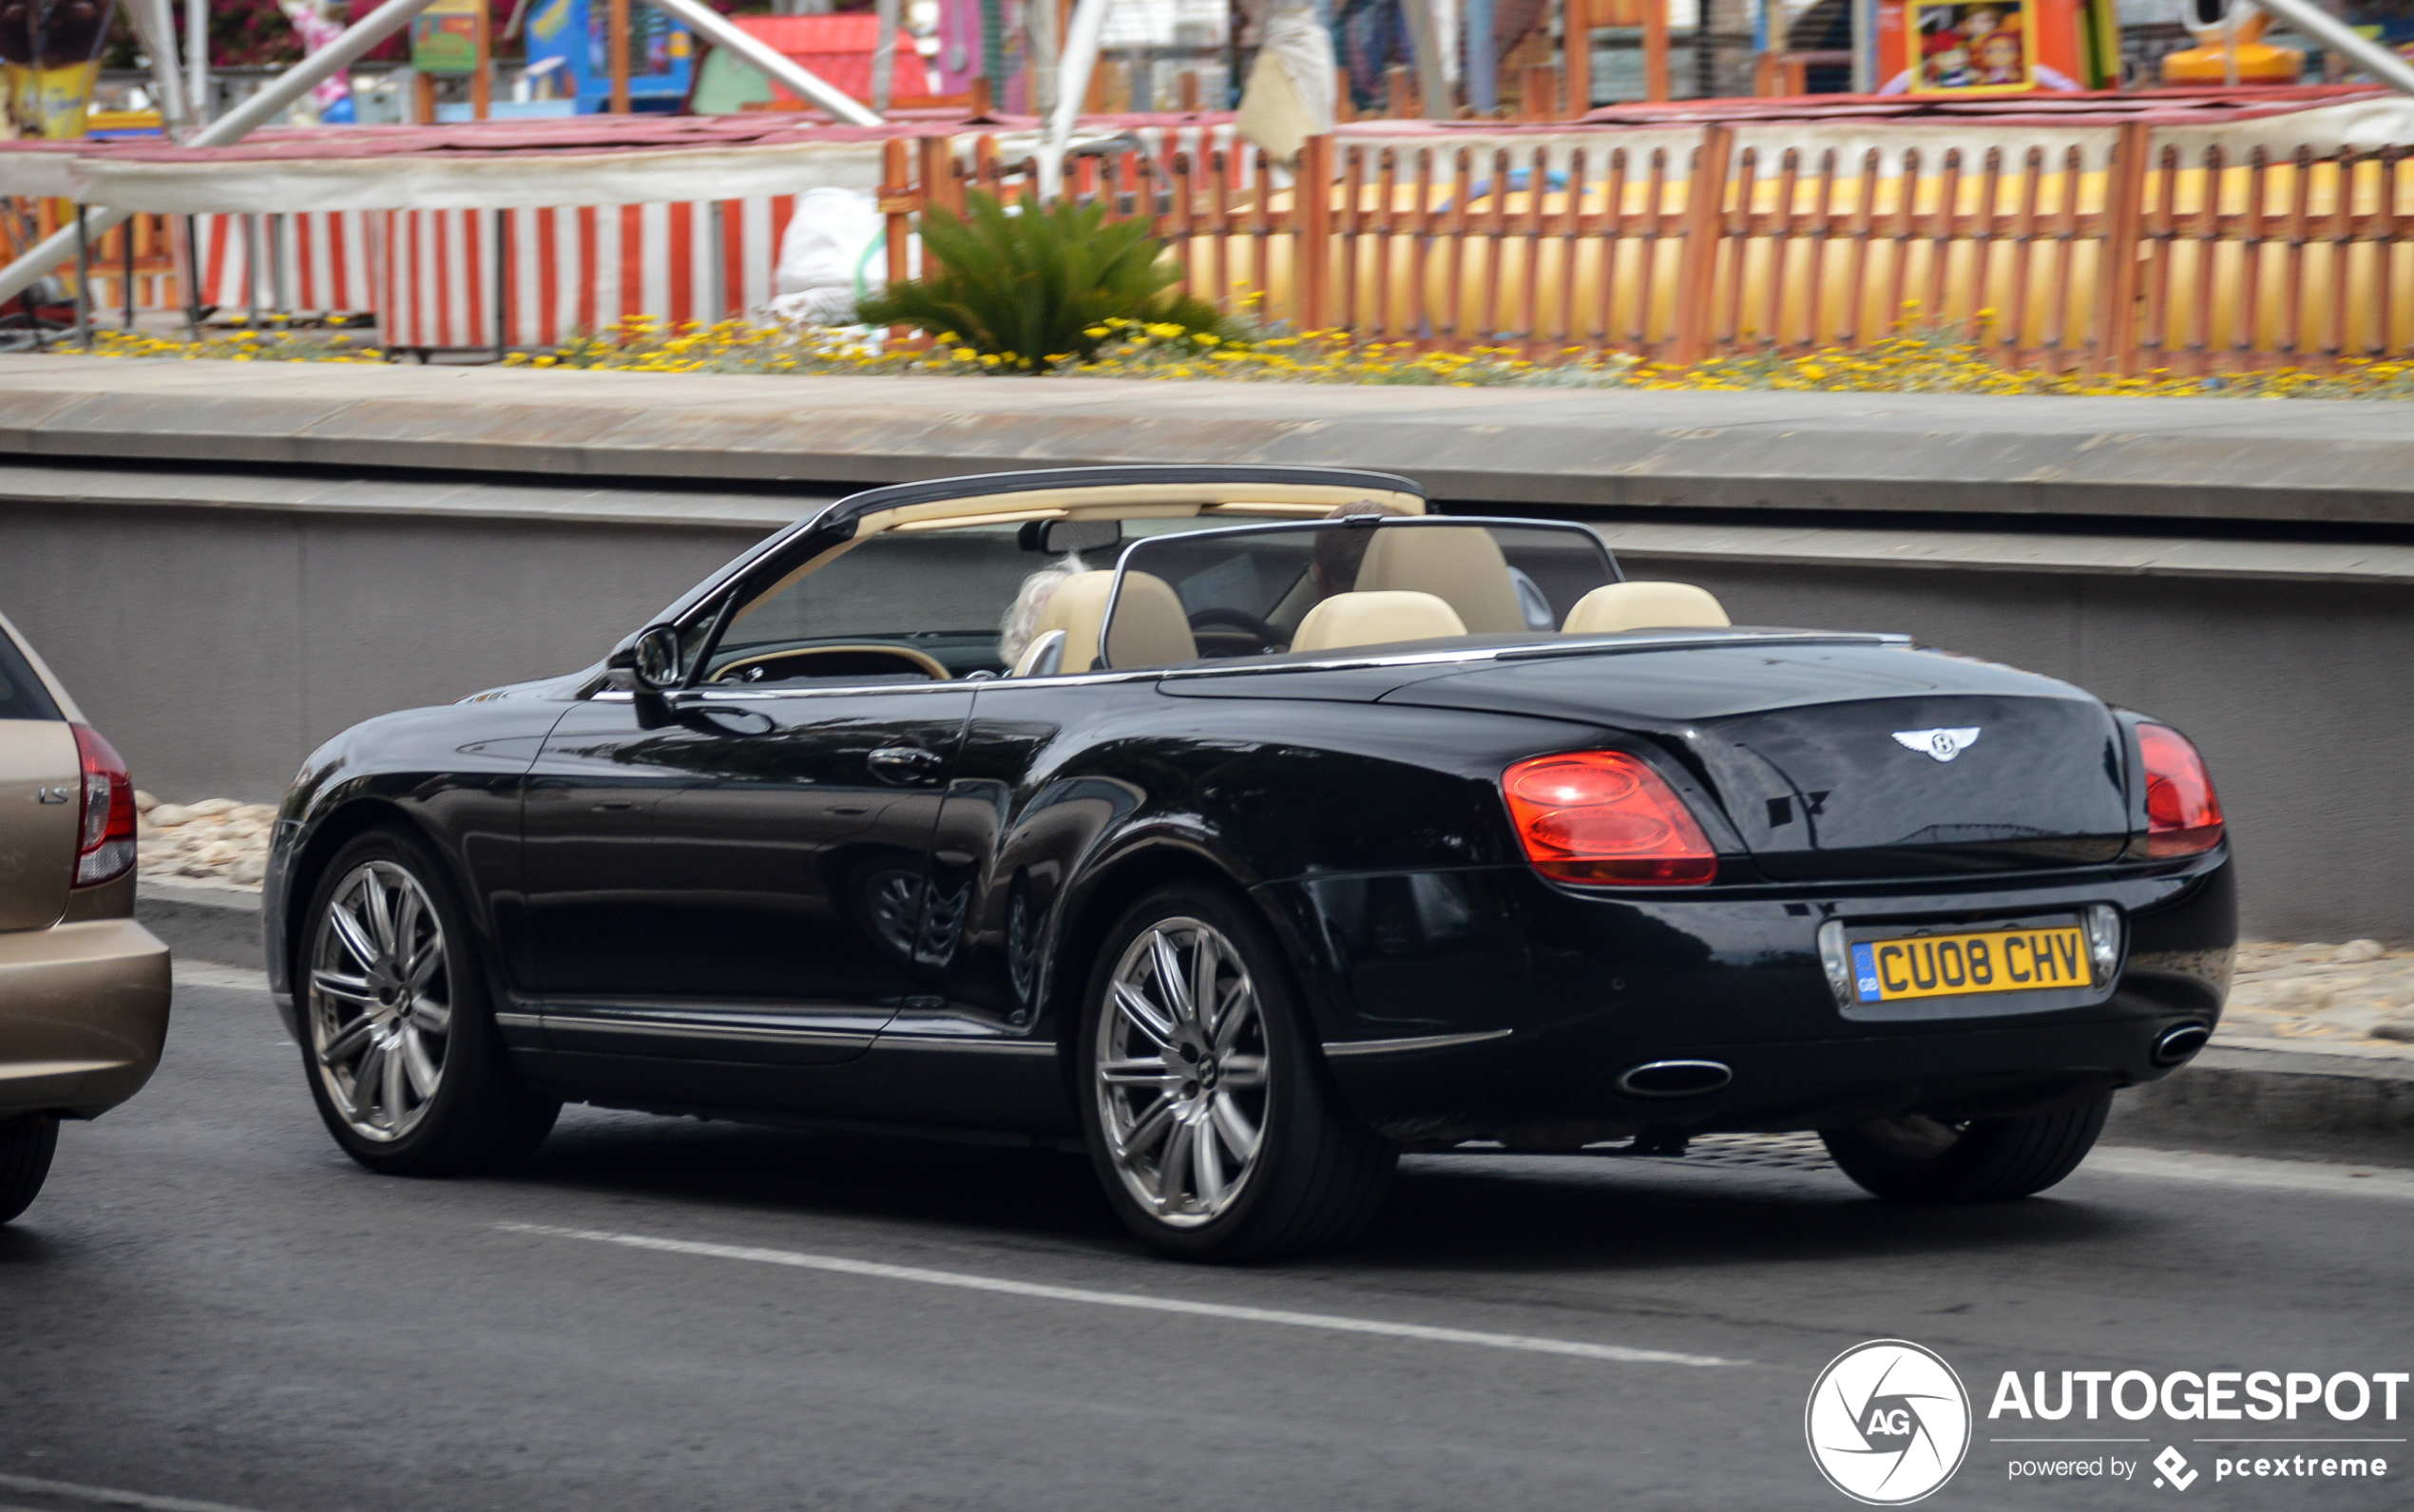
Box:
[71,723,137,887]
[1503,751,1717,885]
[2137,722,2223,858]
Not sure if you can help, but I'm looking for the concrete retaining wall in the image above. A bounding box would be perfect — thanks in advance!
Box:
[1,360,2408,940]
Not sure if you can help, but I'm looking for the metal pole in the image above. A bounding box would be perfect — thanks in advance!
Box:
[872,0,901,113]
[1849,0,1877,91]
[0,0,447,304]
[181,214,203,337]
[242,213,259,327]
[1041,0,1113,192]
[1399,0,1450,118]
[2241,0,2414,94]
[186,0,210,125]
[493,210,508,360]
[610,0,631,111]
[73,207,90,348]
[640,0,881,124]
[1466,0,1496,112]
[122,219,137,328]
[127,0,192,136]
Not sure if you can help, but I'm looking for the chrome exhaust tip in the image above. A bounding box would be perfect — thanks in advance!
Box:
[2152,1022,2213,1067]
[1616,1060,1734,1099]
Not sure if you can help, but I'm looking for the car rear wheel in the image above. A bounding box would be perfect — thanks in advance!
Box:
[0,1115,58,1224]
[299,831,558,1177]
[1821,1095,2112,1203]
[1077,885,1395,1262]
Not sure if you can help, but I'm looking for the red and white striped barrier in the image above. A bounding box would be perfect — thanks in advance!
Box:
[190,211,380,316]
[378,197,813,350]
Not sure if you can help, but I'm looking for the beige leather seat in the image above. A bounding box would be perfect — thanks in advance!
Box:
[1351,526,1527,633]
[1561,582,1731,635]
[1291,590,1468,653]
[1029,570,1199,673]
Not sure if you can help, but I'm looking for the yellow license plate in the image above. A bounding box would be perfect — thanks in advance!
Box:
[1851,925,2090,1005]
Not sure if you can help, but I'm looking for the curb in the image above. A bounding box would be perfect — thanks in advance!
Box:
[139,882,2410,1168]
[140,877,262,973]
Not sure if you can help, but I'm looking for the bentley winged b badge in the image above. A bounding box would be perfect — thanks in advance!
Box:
[1893,727,1983,763]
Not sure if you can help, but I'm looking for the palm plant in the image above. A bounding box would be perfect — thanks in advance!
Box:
[855,190,1235,373]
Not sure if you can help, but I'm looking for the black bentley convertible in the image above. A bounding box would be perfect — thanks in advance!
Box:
[263,464,2233,1260]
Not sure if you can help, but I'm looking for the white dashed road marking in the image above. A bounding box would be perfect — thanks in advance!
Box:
[0,1474,269,1512]
[496,1221,1741,1368]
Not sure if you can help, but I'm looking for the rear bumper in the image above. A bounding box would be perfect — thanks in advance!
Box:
[0,917,172,1120]
[1257,851,2234,1142]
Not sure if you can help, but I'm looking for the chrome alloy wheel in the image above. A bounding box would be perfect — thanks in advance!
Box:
[307,860,453,1142]
[1094,917,1270,1227]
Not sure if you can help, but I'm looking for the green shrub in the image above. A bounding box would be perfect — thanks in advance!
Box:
[855,190,1235,373]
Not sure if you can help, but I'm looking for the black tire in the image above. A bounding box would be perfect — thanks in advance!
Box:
[297,830,558,1177]
[1821,1095,2113,1203]
[1076,883,1396,1262]
[0,1115,58,1224]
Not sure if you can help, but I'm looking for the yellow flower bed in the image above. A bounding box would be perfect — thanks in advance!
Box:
[59,316,2414,399]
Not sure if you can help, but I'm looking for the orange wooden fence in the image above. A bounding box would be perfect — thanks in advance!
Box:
[0,205,186,313]
[879,122,2414,373]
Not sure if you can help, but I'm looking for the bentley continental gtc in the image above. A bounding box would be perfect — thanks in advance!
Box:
[262,465,2233,1260]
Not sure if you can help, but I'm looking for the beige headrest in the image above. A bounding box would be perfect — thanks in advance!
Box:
[1561,582,1731,635]
[1033,569,1199,672]
[1352,526,1526,633]
[1101,570,1200,670]
[1032,571,1117,673]
[1292,590,1469,653]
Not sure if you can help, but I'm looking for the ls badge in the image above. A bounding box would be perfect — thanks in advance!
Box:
[1892,727,1982,763]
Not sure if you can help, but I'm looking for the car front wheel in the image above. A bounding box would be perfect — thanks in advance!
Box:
[1822,1095,2113,1203]
[1077,885,1395,1262]
[299,831,559,1177]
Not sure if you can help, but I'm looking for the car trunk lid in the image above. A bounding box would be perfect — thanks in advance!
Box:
[0,719,82,931]
[1380,641,2131,878]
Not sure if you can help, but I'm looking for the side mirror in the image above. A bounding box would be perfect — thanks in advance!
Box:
[630,624,682,691]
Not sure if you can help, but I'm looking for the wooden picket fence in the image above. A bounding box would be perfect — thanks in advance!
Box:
[879,123,2414,373]
[0,203,187,315]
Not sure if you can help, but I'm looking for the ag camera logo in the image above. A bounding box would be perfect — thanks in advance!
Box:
[1808,1339,1974,1504]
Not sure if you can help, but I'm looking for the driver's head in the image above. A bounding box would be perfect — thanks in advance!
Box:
[998,555,1086,664]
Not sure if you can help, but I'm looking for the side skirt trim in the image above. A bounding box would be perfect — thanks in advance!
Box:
[1322,1028,1514,1058]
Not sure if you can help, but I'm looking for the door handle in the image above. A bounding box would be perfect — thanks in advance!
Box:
[867,746,945,785]
[686,704,776,737]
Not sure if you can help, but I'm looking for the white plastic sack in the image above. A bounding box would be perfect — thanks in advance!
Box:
[765,185,888,327]
[1236,6,1338,163]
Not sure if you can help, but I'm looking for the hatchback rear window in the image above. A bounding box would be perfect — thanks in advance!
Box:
[0,627,62,721]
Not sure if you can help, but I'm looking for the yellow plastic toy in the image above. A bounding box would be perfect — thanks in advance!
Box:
[2160,1,2304,86]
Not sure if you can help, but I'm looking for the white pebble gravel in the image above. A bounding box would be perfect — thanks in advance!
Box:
[133,790,274,887]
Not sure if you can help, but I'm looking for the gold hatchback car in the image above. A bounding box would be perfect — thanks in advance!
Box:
[0,609,171,1223]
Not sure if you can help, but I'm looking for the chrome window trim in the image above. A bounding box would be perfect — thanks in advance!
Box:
[1097,514,1622,670]
[597,631,1906,701]
[1321,1028,1514,1058]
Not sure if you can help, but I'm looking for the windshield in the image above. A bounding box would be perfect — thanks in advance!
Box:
[1100,519,1620,668]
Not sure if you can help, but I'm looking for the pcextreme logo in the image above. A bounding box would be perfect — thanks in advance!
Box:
[1807,1339,1975,1504]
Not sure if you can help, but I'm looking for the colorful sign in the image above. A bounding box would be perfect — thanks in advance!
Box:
[1906,0,2036,93]
[412,0,486,77]
[0,0,120,139]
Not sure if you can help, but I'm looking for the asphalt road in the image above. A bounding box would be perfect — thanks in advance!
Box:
[3,965,2408,1512]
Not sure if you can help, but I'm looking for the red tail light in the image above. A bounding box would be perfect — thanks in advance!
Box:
[2137,722,2223,859]
[71,723,137,887]
[1503,751,1717,886]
